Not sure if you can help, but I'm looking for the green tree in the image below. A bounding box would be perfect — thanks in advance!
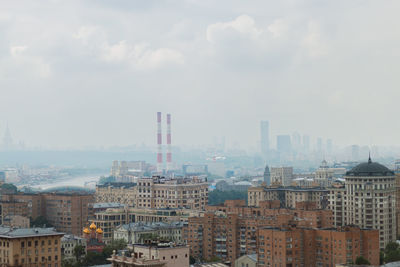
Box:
[1,183,17,193]
[31,216,53,227]
[384,241,400,263]
[208,190,247,205]
[189,255,196,264]
[73,245,86,262]
[98,176,116,185]
[102,239,128,259]
[355,256,370,265]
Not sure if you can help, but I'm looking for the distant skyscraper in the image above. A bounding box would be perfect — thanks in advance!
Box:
[2,125,13,151]
[260,121,270,156]
[351,145,360,161]
[292,132,301,151]
[277,135,291,153]
[326,139,333,155]
[302,135,310,152]
[263,165,270,186]
[317,137,323,152]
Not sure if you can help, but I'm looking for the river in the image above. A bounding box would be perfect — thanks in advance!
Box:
[27,173,106,190]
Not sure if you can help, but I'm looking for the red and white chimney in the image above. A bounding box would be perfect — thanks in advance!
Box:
[157,112,163,172]
[166,114,172,171]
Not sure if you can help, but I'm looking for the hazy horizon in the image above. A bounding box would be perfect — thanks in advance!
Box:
[1,1,400,150]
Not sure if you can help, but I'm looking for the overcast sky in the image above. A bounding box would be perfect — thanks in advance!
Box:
[0,0,400,150]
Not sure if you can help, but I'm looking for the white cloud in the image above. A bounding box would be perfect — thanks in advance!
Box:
[10,45,27,56]
[206,14,263,43]
[302,21,329,58]
[75,26,184,70]
[267,19,289,38]
[7,45,51,78]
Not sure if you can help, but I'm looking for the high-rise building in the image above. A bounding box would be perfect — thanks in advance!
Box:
[317,137,323,152]
[248,186,329,209]
[2,125,13,151]
[302,135,310,152]
[260,121,270,156]
[2,192,94,236]
[263,165,270,186]
[276,135,291,153]
[270,167,293,186]
[326,138,333,155]
[328,157,396,249]
[292,132,301,151]
[257,226,379,266]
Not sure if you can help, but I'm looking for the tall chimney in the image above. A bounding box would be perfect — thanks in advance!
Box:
[166,114,172,171]
[157,112,163,172]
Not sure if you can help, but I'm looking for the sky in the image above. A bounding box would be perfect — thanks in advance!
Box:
[0,0,400,150]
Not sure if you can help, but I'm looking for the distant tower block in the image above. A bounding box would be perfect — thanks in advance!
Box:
[166,114,172,171]
[157,112,163,172]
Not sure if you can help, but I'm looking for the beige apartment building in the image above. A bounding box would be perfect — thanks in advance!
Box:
[328,158,397,249]
[96,177,208,210]
[270,167,293,186]
[0,227,63,267]
[248,186,329,209]
[108,243,189,267]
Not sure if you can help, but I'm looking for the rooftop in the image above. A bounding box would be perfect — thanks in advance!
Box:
[0,227,63,238]
[346,157,394,177]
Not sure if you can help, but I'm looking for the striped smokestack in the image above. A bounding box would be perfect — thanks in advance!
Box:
[166,113,172,171]
[157,112,163,172]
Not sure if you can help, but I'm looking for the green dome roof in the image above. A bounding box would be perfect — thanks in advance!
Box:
[346,158,394,177]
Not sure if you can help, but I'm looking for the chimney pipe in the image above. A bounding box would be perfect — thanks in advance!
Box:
[166,114,172,171]
[157,112,163,172]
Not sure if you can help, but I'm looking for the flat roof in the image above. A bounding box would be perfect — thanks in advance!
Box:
[0,227,63,239]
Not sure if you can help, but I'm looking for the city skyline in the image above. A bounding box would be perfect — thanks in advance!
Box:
[1,1,400,149]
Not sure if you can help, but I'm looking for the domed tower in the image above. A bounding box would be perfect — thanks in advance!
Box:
[96,228,103,242]
[330,156,396,249]
[89,222,97,238]
[263,165,271,186]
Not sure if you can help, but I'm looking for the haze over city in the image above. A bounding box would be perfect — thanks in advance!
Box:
[1,0,400,150]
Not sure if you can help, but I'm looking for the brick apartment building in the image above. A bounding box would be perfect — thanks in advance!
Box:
[2,192,94,236]
[187,200,333,263]
[257,226,379,266]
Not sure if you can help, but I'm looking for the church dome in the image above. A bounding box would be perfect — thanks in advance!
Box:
[346,157,394,177]
[89,222,97,230]
[83,228,90,234]
[96,228,103,234]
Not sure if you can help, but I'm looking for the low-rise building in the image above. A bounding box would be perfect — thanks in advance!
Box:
[234,254,257,267]
[113,222,184,244]
[61,234,87,259]
[108,243,189,267]
[0,226,63,267]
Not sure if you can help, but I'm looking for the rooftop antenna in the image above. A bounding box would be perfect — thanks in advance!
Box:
[368,151,372,163]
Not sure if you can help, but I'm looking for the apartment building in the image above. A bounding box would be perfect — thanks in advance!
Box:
[329,158,396,249]
[96,177,208,210]
[91,207,135,244]
[61,234,87,259]
[1,192,94,236]
[0,227,63,267]
[95,183,137,206]
[113,221,184,244]
[270,167,293,186]
[257,226,379,266]
[108,243,189,267]
[187,200,333,263]
[248,186,329,209]
[0,201,29,224]
[136,176,208,210]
